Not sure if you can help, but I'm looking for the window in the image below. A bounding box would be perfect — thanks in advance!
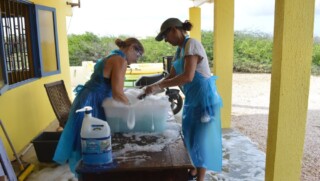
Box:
[0,59,6,94]
[0,0,60,94]
[0,0,34,88]
[35,5,60,76]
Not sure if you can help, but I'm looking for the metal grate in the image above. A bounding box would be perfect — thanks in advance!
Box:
[0,0,34,84]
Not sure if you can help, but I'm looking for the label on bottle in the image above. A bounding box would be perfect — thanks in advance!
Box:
[81,136,111,154]
[81,136,113,165]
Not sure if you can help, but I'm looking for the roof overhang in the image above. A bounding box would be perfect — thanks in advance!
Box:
[191,0,213,7]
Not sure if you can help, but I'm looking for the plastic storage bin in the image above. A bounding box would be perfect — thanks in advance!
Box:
[31,131,61,162]
[102,89,171,133]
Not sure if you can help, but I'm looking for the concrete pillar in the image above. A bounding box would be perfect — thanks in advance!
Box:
[189,7,201,42]
[265,0,315,180]
[213,0,234,128]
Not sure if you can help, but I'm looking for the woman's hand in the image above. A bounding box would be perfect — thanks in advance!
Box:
[145,84,161,95]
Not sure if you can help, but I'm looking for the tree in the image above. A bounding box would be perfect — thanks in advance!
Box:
[68,32,116,66]
[67,31,320,75]
[140,37,176,63]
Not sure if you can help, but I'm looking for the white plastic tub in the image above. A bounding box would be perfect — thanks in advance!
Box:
[102,89,171,133]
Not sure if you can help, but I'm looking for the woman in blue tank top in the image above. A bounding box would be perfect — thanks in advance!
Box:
[53,38,144,173]
[146,18,223,181]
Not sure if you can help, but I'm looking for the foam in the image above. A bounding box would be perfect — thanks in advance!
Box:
[102,89,171,133]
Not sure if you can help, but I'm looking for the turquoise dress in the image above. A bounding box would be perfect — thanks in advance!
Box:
[53,50,126,173]
[173,37,223,171]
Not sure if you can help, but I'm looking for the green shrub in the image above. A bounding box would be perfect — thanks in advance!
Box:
[68,31,320,75]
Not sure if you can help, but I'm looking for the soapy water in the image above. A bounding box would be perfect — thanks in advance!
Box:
[126,108,135,130]
[26,120,265,181]
[151,112,154,131]
[112,121,182,157]
[102,88,171,133]
[26,118,182,181]
[201,112,211,123]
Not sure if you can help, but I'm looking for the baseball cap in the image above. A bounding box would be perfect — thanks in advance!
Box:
[155,18,183,41]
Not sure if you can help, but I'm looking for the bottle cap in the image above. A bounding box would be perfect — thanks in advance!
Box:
[76,106,93,114]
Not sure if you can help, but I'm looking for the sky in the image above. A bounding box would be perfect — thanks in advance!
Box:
[66,0,320,38]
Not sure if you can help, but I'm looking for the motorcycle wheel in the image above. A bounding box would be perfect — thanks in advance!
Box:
[170,94,183,115]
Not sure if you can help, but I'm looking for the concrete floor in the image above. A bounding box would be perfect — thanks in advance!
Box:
[21,114,266,181]
[208,129,266,181]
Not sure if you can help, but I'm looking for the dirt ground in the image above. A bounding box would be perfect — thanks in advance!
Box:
[231,73,320,181]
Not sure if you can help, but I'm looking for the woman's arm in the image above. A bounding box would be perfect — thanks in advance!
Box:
[108,57,129,104]
[164,66,176,80]
[159,55,198,87]
[145,55,199,94]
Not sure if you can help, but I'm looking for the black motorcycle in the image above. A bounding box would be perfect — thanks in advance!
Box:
[134,56,183,115]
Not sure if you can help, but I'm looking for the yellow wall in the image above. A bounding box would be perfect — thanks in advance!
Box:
[0,0,72,159]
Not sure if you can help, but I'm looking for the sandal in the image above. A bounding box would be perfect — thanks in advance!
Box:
[187,170,198,181]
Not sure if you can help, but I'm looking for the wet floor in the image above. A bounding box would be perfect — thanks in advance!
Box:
[207,129,265,181]
[22,108,266,181]
[23,127,265,181]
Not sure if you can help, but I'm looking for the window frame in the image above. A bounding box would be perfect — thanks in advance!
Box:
[34,4,61,77]
[0,1,61,95]
[0,22,9,94]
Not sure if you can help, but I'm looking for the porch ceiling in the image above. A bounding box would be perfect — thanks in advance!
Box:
[191,0,213,7]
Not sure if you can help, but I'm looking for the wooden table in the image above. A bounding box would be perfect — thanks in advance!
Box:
[76,133,193,181]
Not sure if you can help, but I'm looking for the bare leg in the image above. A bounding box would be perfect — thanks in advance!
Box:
[197,167,206,181]
[56,126,64,132]
[190,167,197,176]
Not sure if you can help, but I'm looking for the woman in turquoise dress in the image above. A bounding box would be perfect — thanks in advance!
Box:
[53,38,144,173]
[145,18,222,181]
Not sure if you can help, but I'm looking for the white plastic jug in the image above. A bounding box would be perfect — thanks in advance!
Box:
[76,106,112,165]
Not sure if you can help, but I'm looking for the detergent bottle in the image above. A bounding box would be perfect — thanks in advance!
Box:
[76,106,112,165]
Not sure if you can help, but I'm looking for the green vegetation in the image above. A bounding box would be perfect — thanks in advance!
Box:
[233,31,273,73]
[68,32,116,66]
[68,31,320,75]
